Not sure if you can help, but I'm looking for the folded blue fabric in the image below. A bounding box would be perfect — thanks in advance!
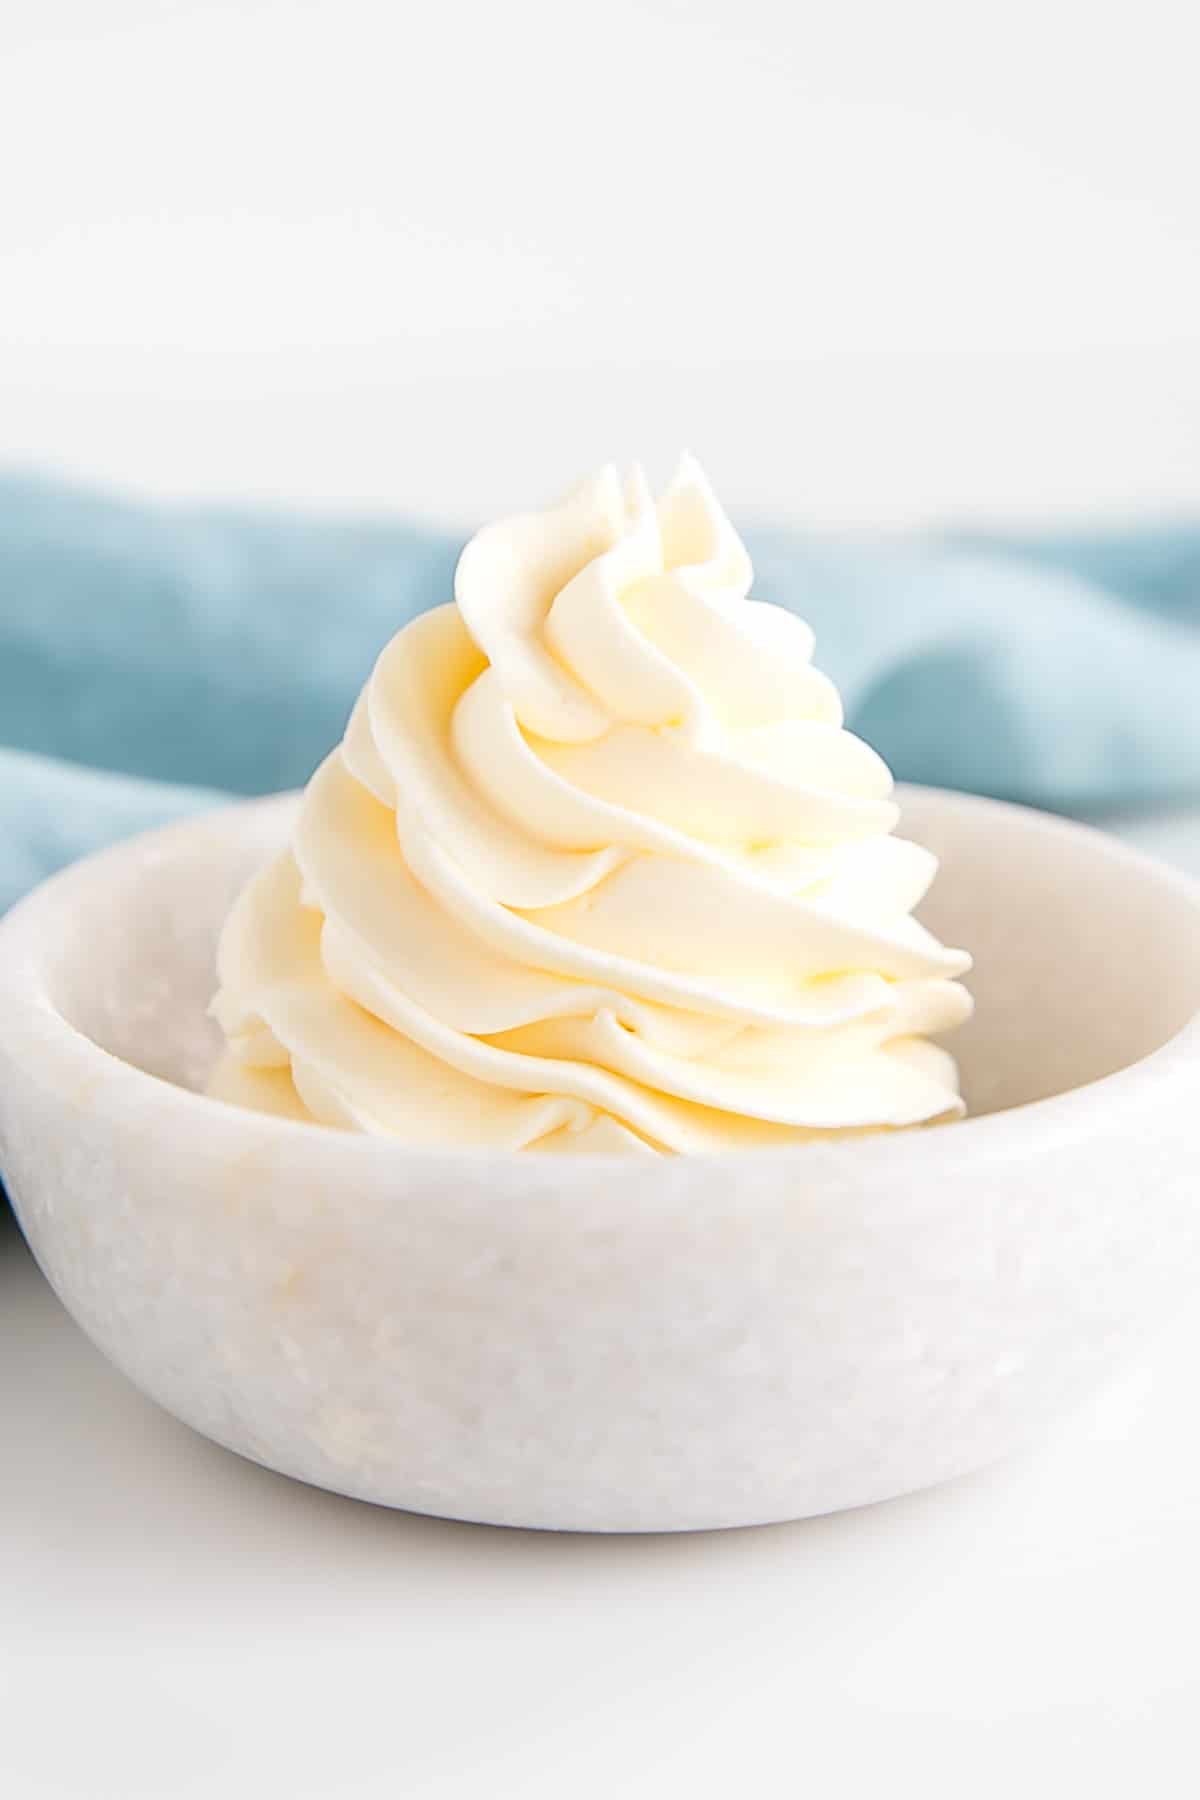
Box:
[3,469,1199,913]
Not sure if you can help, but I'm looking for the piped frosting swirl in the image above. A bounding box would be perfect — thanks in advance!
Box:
[210,458,972,1152]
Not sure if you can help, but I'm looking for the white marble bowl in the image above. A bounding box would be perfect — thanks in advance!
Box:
[3,788,1200,1532]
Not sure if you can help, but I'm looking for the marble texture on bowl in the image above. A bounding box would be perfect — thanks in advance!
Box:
[2,788,1200,1534]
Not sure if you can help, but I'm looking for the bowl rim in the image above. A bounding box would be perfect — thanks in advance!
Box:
[2,783,1200,1177]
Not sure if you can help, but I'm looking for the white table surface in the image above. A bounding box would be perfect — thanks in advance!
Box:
[5,809,1200,1800]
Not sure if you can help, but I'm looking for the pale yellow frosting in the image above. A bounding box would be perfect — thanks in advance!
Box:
[210,458,972,1152]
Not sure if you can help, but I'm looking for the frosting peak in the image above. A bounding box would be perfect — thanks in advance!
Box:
[210,459,972,1152]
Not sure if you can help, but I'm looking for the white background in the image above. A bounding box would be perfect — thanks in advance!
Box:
[5,8,1200,1795]
[2,0,1200,528]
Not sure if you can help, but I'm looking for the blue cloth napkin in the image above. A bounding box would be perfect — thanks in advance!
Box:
[3,468,1200,914]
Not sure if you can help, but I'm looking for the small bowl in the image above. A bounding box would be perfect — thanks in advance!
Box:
[3,787,1200,1533]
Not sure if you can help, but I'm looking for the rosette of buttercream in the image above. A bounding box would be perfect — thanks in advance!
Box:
[211,458,972,1153]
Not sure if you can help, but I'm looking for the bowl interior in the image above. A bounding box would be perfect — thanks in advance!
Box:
[30,788,1200,1125]
[905,788,1200,1115]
